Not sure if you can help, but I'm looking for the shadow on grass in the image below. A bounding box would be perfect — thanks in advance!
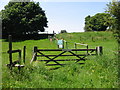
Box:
[2,34,54,42]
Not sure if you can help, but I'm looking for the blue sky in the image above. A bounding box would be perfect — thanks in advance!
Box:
[0,0,112,33]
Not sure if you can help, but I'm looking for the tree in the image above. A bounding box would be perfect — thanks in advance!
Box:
[84,15,93,32]
[2,1,48,38]
[60,30,67,33]
[0,11,2,39]
[84,13,113,32]
[106,0,120,42]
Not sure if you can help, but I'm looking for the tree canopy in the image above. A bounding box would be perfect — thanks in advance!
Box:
[84,13,113,32]
[106,0,120,42]
[2,1,48,37]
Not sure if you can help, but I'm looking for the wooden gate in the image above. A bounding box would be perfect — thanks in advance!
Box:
[30,46,103,66]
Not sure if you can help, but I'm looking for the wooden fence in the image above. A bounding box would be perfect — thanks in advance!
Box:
[6,35,103,69]
[74,43,88,54]
[30,46,103,66]
[7,35,25,70]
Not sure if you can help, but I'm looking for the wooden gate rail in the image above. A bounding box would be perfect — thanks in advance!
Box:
[37,54,96,57]
[7,49,21,65]
[35,49,96,51]
[7,49,21,53]
[30,46,103,66]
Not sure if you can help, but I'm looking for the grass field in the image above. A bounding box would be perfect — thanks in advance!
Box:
[2,31,119,88]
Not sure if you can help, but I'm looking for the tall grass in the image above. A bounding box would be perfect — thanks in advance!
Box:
[2,31,118,88]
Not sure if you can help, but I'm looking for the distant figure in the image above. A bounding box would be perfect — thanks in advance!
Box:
[55,37,66,49]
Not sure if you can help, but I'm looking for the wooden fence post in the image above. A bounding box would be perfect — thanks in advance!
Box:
[96,46,103,55]
[23,46,26,64]
[33,46,37,61]
[80,36,81,41]
[18,50,21,64]
[86,45,88,55]
[66,42,68,49]
[75,43,77,54]
[8,35,12,65]
[75,43,76,49]
[63,40,64,49]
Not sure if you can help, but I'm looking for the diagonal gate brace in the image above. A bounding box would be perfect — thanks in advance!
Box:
[38,51,67,65]
[68,51,86,63]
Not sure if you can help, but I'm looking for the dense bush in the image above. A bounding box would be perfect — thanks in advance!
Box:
[60,30,67,33]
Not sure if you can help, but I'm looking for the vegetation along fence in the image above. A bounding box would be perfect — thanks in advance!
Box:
[30,46,103,66]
